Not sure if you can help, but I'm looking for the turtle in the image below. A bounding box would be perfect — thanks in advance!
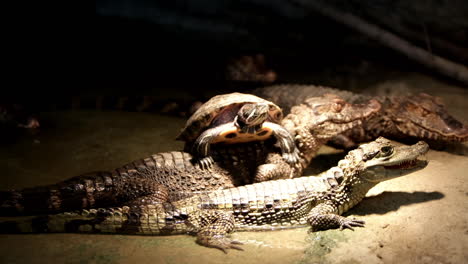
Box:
[176,92,299,169]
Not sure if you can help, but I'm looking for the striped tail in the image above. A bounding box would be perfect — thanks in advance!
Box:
[0,206,189,235]
[0,171,126,216]
[0,210,116,234]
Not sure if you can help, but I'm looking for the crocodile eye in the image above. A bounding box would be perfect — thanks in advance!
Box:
[363,150,379,161]
[274,111,282,120]
[332,100,344,112]
[380,146,393,156]
[421,109,430,117]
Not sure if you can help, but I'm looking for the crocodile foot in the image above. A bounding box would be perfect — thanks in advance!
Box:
[307,209,366,232]
[339,217,365,231]
[196,234,244,253]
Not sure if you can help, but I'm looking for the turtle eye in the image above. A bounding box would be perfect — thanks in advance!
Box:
[239,104,254,116]
[380,146,393,156]
[242,111,253,122]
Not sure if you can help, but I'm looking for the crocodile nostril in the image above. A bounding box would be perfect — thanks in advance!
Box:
[225,133,237,138]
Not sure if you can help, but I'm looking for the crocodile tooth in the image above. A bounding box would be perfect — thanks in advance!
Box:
[338,159,350,167]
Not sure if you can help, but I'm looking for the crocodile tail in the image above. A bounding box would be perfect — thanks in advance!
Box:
[0,185,81,216]
[0,171,127,216]
[0,206,184,235]
[0,210,105,234]
[0,215,51,233]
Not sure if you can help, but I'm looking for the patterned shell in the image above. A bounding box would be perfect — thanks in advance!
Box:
[176,92,283,142]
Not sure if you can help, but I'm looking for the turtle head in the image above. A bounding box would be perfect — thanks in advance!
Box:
[235,103,270,131]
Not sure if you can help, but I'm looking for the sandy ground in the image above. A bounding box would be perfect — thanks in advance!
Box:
[0,73,467,264]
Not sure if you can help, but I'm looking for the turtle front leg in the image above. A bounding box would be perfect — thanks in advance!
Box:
[307,202,365,232]
[187,210,243,253]
[268,122,300,165]
[193,124,233,170]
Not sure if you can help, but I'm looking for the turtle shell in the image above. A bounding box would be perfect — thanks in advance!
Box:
[176,92,283,142]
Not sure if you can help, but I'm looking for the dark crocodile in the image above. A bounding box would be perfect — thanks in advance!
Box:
[256,93,381,181]
[253,84,468,148]
[0,146,257,216]
[0,137,429,253]
[0,94,381,216]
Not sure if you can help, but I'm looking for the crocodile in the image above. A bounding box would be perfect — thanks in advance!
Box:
[0,137,429,253]
[0,93,381,216]
[253,84,468,148]
[255,93,381,181]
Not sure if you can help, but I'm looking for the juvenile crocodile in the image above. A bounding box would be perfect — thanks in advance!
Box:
[253,93,381,182]
[0,137,429,253]
[0,147,252,216]
[0,94,381,216]
[254,84,468,148]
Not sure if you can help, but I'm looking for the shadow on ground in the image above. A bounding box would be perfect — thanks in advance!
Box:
[350,191,445,216]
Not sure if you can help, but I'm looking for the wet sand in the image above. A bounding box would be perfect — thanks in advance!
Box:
[0,73,467,264]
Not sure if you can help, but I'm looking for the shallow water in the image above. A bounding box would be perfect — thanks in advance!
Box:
[0,74,467,263]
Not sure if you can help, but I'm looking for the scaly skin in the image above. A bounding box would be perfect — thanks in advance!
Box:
[0,94,381,216]
[253,84,468,147]
[0,145,271,216]
[0,137,429,253]
[185,92,382,183]
[282,93,381,171]
[256,93,381,181]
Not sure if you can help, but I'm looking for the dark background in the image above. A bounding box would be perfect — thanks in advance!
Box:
[4,0,468,115]
[93,0,468,94]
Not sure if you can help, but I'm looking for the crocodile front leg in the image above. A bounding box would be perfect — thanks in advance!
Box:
[307,202,365,231]
[188,210,243,253]
[253,152,297,182]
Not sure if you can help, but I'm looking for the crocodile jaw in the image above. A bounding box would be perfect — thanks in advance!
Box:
[363,159,428,183]
[391,93,468,142]
[362,139,429,183]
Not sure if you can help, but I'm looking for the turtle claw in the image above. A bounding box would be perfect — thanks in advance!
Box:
[282,149,300,165]
[198,156,215,170]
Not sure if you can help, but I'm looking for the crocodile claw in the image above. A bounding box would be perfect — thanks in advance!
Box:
[198,156,215,170]
[197,235,244,253]
[339,217,365,231]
